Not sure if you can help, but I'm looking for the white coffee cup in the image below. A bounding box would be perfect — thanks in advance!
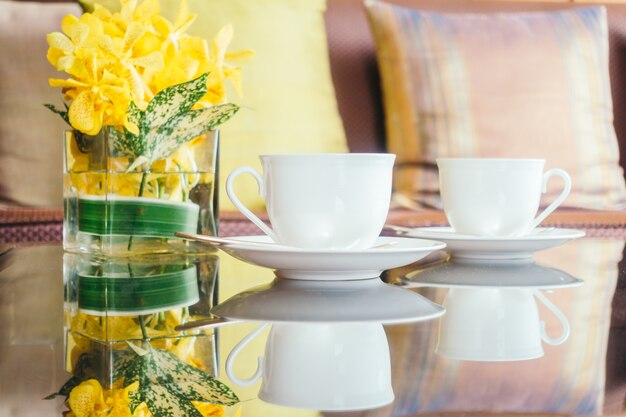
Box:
[437,158,571,237]
[437,288,570,361]
[226,153,395,249]
[226,323,394,411]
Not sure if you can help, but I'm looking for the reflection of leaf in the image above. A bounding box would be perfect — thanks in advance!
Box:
[44,375,83,400]
[112,348,140,381]
[123,346,239,416]
[44,353,97,399]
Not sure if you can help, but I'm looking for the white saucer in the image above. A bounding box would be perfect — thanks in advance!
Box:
[212,278,445,324]
[216,236,446,280]
[403,259,584,289]
[401,227,585,260]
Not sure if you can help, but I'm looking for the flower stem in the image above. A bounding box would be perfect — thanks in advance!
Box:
[127,171,149,251]
[139,315,149,341]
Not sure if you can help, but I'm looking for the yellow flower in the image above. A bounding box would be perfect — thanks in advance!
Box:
[132,401,224,417]
[68,379,106,417]
[151,0,196,54]
[198,25,255,106]
[48,0,252,140]
[192,402,225,417]
[106,381,139,417]
[66,379,139,417]
[50,51,130,134]
[47,13,105,73]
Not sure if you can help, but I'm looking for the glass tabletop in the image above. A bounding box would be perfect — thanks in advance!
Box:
[0,233,624,417]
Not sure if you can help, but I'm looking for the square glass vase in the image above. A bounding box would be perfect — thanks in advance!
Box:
[63,128,220,257]
[63,252,220,389]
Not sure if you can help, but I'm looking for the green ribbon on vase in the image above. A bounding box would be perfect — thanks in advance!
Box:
[77,196,200,237]
[78,265,200,315]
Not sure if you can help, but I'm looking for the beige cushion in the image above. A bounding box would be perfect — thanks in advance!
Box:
[0,1,81,207]
[366,2,626,211]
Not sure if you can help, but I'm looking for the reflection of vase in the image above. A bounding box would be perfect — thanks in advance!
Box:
[63,128,219,256]
[63,252,219,388]
[78,265,200,316]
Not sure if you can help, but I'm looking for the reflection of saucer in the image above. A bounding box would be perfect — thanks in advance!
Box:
[212,278,445,324]
[402,227,585,260]
[403,259,584,289]
[216,236,446,280]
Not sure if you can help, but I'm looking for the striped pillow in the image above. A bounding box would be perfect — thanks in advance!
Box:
[365,2,626,211]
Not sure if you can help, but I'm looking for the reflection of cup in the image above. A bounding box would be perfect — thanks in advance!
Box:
[437,288,570,361]
[226,323,394,410]
[226,153,395,249]
[437,158,571,237]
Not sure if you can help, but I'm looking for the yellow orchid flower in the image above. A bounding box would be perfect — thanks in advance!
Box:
[198,25,255,104]
[48,0,252,155]
[66,379,139,417]
[131,402,224,417]
[105,381,139,417]
[91,4,118,33]
[47,13,104,72]
[192,402,225,417]
[50,51,131,134]
[68,379,106,417]
[151,0,196,54]
[128,0,160,24]
[97,21,164,107]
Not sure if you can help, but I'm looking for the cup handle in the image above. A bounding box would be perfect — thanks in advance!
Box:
[533,290,570,346]
[225,324,269,387]
[225,167,278,242]
[529,168,572,230]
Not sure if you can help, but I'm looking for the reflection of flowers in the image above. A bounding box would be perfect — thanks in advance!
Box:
[66,379,139,417]
[64,379,226,417]
[52,310,238,417]
[68,308,211,370]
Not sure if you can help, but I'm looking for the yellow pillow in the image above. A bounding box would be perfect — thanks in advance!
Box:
[80,0,348,212]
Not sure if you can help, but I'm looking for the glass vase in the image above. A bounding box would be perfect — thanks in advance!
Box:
[63,128,219,257]
[63,252,220,389]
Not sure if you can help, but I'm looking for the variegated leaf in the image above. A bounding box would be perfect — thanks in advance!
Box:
[127,389,144,414]
[44,375,82,400]
[144,383,204,417]
[112,348,141,381]
[138,103,239,166]
[47,103,98,152]
[47,348,134,401]
[68,73,240,173]
[123,346,239,416]
[107,126,144,159]
[126,101,144,133]
[162,103,239,132]
[143,73,209,129]
[44,103,70,125]
[150,349,239,405]
[45,352,101,400]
